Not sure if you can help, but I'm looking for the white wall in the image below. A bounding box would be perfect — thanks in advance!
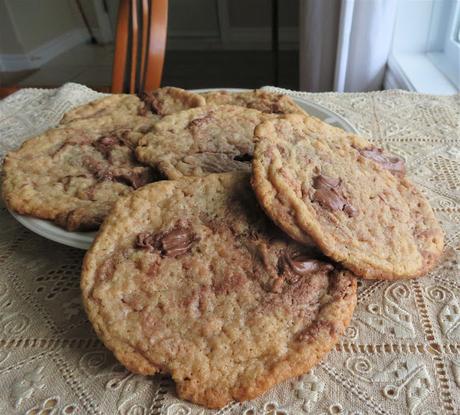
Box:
[0,0,89,71]
[0,1,25,55]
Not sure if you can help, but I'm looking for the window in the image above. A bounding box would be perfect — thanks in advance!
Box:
[385,0,460,95]
[427,0,460,89]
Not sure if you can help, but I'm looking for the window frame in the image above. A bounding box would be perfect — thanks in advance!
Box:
[385,0,459,94]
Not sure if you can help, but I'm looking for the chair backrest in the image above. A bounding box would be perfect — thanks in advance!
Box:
[111,0,168,94]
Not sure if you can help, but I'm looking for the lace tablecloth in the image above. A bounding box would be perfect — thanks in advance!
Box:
[0,83,459,415]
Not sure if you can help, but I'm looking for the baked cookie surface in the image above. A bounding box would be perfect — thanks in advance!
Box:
[252,114,444,280]
[60,94,150,124]
[81,172,357,408]
[140,86,206,116]
[2,88,205,231]
[61,87,205,124]
[201,89,304,114]
[2,114,156,231]
[135,105,268,179]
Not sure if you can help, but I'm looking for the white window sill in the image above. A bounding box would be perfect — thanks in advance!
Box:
[384,52,459,95]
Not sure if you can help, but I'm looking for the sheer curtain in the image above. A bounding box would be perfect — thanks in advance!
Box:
[299,0,398,92]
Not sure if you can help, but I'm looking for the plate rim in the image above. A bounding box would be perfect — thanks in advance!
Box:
[9,87,358,250]
[10,209,96,250]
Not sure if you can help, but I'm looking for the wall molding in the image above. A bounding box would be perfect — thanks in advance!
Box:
[0,28,90,72]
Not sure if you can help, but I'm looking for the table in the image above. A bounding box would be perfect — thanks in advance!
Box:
[0,83,459,414]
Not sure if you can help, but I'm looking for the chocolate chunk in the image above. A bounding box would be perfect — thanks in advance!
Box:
[135,224,199,257]
[358,146,405,177]
[139,91,162,115]
[287,254,334,276]
[312,175,357,217]
[278,252,334,285]
[313,175,340,188]
[160,228,199,257]
[187,113,213,129]
[136,232,157,251]
[84,151,152,188]
[113,169,152,189]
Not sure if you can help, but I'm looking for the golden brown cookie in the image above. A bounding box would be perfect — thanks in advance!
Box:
[201,89,304,114]
[135,105,269,179]
[61,87,205,125]
[2,88,206,231]
[2,114,156,231]
[81,172,357,408]
[252,113,444,280]
[60,94,150,124]
[139,86,206,116]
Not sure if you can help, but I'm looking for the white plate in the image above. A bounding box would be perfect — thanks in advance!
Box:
[9,88,358,250]
[10,210,97,250]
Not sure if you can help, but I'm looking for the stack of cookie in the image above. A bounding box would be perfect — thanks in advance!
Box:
[1,88,443,409]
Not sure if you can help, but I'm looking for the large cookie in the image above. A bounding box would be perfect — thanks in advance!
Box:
[139,86,206,116]
[61,87,205,124]
[81,172,357,408]
[135,105,269,179]
[2,114,156,231]
[2,88,205,231]
[60,94,150,124]
[201,89,304,114]
[252,114,444,280]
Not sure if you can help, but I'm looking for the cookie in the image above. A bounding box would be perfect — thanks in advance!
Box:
[61,87,205,124]
[201,89,304,114]
[252,113,444,280]
[60,94,151,124]
[81,172,357,408]
[135,105,269,179]
[2,114,156,231]
[139,86,206,116]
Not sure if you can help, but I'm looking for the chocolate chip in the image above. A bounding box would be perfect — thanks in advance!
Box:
[312,175,357,217]
[287,254,334,276]
[313,175,340,189]
[113,169,152,189]
[139,91,163,114]
[136,232,157,251]
[187,113,213,129]
[357,145,405,177]
[135,224,199,257]
[277,251,334,288]
[160,228,199,257]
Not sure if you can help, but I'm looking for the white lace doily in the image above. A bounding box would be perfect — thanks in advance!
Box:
[0,83,459,415]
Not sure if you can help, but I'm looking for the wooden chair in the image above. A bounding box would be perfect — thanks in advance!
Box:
[111,0,168,94]
[0,0,168,98]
